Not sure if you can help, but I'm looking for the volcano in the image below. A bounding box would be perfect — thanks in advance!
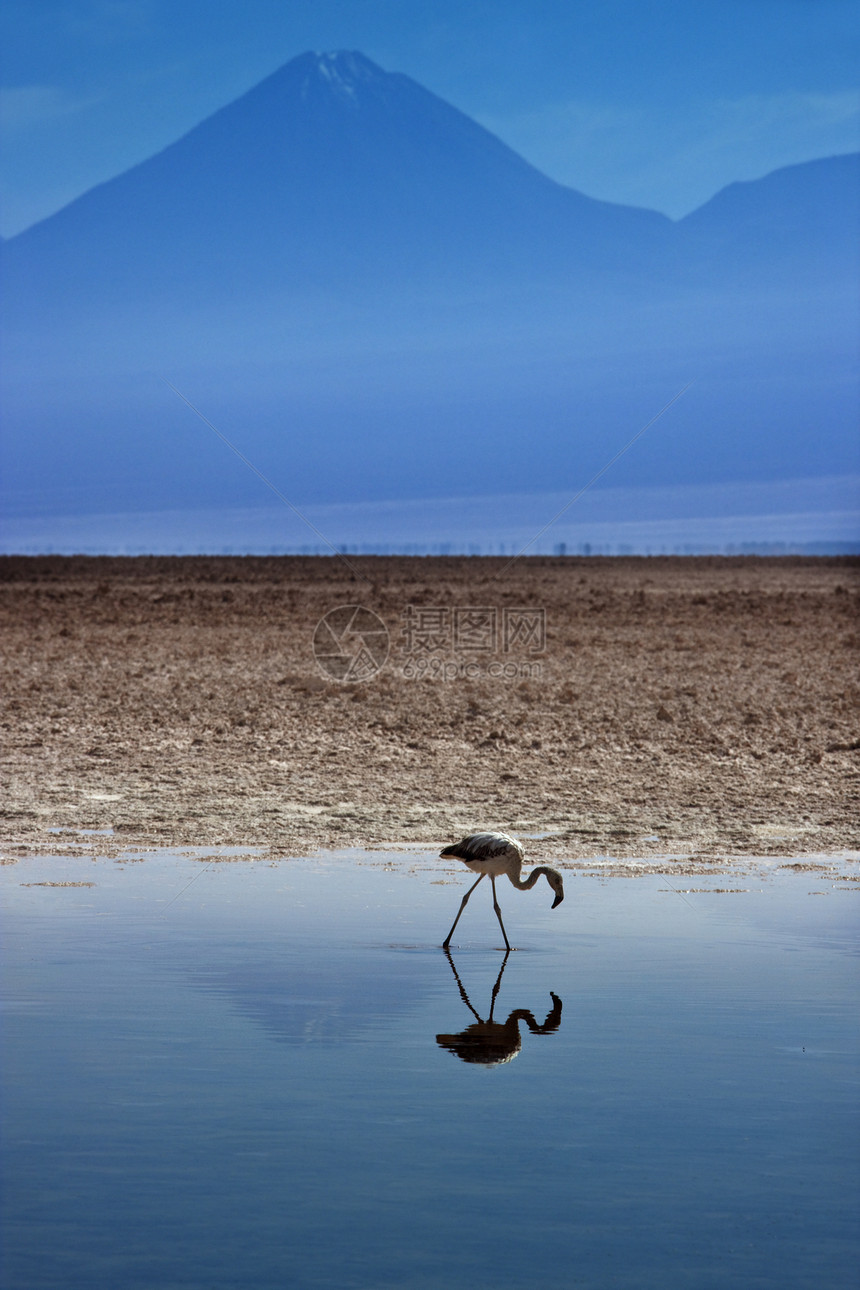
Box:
[1,51,857,521]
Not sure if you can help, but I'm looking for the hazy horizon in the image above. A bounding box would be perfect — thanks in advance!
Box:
[3,474,857,558]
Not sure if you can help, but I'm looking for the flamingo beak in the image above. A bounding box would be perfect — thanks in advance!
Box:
[551,890,564,908]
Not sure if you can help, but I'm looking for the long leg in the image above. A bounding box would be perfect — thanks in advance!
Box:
[443,873,484,948]
[488,949,511,1021]
[490,876,512,952]
[443,949,482,1022]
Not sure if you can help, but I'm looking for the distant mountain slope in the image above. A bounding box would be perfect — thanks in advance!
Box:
[678,152,860,279]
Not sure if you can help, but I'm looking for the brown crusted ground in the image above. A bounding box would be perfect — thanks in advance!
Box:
[0,554,858,865]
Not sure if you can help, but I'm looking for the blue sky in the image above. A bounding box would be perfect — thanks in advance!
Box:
[1,0,858,236]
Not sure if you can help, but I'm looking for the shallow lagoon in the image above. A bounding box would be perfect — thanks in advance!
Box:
[2,851,858,1290]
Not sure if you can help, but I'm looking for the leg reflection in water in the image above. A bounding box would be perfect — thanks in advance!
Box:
[436,950,562,1067]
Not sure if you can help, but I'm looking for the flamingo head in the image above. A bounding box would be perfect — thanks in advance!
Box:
[545,867,565,908]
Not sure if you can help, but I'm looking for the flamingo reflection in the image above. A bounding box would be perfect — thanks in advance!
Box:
[436,950,562,1067]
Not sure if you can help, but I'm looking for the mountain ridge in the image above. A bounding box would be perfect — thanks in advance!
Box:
[5,48,857,256]
[3,50,855,304]
[1,49,857,520]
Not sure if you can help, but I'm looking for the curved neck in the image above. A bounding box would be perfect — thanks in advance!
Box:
[510,865,553,892]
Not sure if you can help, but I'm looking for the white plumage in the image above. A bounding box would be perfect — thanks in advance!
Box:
[439,831,565,950]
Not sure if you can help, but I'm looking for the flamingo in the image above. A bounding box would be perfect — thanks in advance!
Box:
[437,950,563,1065]
[439,832,564,950]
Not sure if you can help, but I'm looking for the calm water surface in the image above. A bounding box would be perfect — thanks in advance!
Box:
[2,851,858,1289]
